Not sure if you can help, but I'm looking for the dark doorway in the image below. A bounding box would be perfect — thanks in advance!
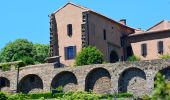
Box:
[110,50,119,63]
[126,46,133,58]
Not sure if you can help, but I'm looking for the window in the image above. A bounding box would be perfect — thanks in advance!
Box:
[64,46,76,60]
[141,43,147,56]
[67,24,72,37]
[103,29,106,40]
[157,41,164,54]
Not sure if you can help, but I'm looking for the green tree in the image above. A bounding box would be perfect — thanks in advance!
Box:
[0,39,34,64]
[0,39,50,65]
[75,46,103,66]
[33,43,50,63]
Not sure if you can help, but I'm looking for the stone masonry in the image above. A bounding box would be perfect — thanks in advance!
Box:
[1,59,170,96]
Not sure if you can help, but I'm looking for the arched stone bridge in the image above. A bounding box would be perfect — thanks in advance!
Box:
[1,59,170,96]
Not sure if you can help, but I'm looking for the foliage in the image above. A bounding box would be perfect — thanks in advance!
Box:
[75,46,103,66]
[0,39,50,66]
[56,86,63,93]
[7,93,30,100]
[33,43,50,64]
[0,92,7,100]
[160,53,170,59]
[142,73,170,100]
[28,92,53,99]
[0,61,25,71]
[0,64,11,71]
[0,91,133,100]
[0,39,34,63]
[151,73,170,100]
[127,55,141,61]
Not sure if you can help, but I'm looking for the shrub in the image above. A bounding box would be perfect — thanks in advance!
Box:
[160,53,170,59]
[75,46,103,66]
[127,55,140,61]
[0,92,7,100]
[1,64,10,71]
[28,92,52,99]
[7,93,30,100]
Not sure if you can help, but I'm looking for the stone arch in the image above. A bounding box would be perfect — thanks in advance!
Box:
[157,66,170,81]
[18,74,43,93]
[110,50,119,63]
[51,71,78,91]
[85,67,111,93]
[118,67,146,95]
[0,77,10,90]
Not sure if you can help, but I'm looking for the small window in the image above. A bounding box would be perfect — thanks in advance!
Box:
[141,43,147,56]
[30,76,35,83]
[64,46,76,60]
[103,29,106,40]
[157,41,164,54]
[67,24,72,37]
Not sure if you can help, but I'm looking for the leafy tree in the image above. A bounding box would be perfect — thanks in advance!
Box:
[75,46,103,66]
[127,55,141,61]
[0,39,34,63]
[33,43,50,63]
[0,39,50,65]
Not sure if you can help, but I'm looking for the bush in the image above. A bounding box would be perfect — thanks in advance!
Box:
[160,53,170,59]
[75,46,103,66]
[0,92,7,100]
[127,55,140,61]
[7,93,29,100]
[28,92,52,99]
[0,64,10,71]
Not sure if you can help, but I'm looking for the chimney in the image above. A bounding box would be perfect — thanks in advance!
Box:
[119,19,126,25]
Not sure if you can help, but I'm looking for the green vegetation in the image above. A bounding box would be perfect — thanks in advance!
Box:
[75,46,103,66]
[127,55,141,61]
[0,39,49,66]
[160,53,170,59]
[0,61,25,71]
[142,73,170,100]
[0,91,133,100]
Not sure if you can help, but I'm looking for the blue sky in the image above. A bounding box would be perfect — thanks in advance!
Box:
[0,0,170,50]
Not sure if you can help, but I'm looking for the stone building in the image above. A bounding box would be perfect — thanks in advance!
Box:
[49,2,135,66]
[49,2,170,66]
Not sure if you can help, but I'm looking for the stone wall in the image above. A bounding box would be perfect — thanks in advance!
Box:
[1,59,170,96]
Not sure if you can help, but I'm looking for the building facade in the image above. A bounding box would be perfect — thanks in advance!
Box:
[49,3,135,66]
[128,20,170,60]
[49,3,170,66]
